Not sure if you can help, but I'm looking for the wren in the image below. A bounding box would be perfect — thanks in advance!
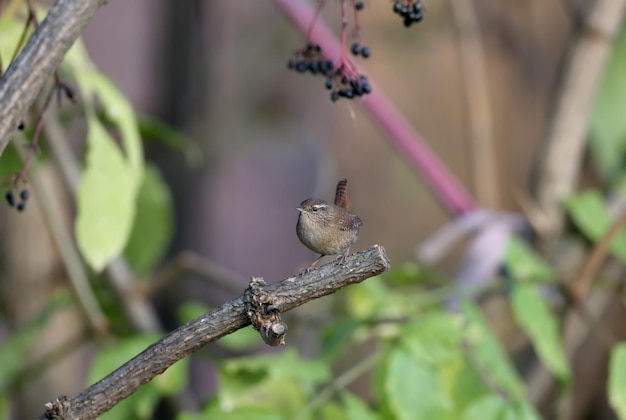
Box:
[296,179,363,271]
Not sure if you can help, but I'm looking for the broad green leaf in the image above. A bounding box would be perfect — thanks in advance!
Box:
[346,278,399,319]
[512,284,570,381]
[462,395,506,420]
[505,236,554,282]
[563,191,626,261]
[65,40,144,271]
[218,348,330,415]
[609,343,626,419]
[88,334,188,420]
[461,302,525,400]
[400,311,463,367]
[589,24,626,181]
[383,347,451,419]
[319,402,345,420]
[395,312,492,417]
[321,319,361,361]
[76,120,138,271]
[179,404,283,420]
[341,391,379,420]
[124,165,174,275]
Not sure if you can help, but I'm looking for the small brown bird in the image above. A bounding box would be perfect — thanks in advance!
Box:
[296,179,363,271]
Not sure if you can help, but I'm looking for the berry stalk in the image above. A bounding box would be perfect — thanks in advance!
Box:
[274,0,476,215]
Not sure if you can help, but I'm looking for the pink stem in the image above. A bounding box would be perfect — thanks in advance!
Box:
[274,0,476,215]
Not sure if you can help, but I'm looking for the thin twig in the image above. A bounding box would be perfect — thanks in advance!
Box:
[572,210,626,299]
[0,0,105,154]
[450,0,499,208]
[293,350,381,419]
[37,245,391,420]
[14,131,109,334]
[149,251,246,296]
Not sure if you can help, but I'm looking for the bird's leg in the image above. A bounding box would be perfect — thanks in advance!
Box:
[336,247,351,264]
[300,255,325,274]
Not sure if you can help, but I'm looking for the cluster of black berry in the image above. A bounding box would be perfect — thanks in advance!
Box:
[287,44,335,76]
[5,188,29,212]
[393,1,424,27]
[326,73,372,102]
[350,43,371,59]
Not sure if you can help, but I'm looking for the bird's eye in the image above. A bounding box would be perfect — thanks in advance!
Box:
[311,206,319,212]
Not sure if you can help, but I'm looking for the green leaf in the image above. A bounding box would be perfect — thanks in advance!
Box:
[609,343,626,420]
[461,302,526,400]
[65,39,144,271]
[218,349,330,415]
[123,165,174,275]
[505,236,555,282]
[179,404,283,420]
[383,347,451,419]
[512,284,570,381]
[589,24,626,182]
[400,311,463,367]
[341,391,379,420]
[88,334,188,420]
[76,119,138,271]
[462,395,506,420]
[563,191,626,261]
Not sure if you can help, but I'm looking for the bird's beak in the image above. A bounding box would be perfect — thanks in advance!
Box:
[296,207,303,212]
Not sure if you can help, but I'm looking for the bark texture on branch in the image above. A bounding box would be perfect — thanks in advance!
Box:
[0,0,104,155]
[37,245,391,420]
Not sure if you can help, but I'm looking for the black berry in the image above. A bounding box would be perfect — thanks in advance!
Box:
[17,120,25,131]
[360,47,371,58]
[355,1,365,10]
[330,91,340,102]
[325,79,334,90]
[296,62,308,73]
[287,60,297,69]
[393,1,403,14]
[20,189,29,201]
[17,202,26,212]
[5,190,15,207]
[350,43,362,56]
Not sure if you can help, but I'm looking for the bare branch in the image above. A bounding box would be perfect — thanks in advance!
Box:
[0,0,104,155]
[535,0,626,236]
[37,245,391,420]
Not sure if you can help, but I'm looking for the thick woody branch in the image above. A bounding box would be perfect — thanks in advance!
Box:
[0,0,104,155]
[535,0,626,236]
[37,245,391,420]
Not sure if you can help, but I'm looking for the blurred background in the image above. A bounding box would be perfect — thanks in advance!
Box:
[1,0,626,419]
